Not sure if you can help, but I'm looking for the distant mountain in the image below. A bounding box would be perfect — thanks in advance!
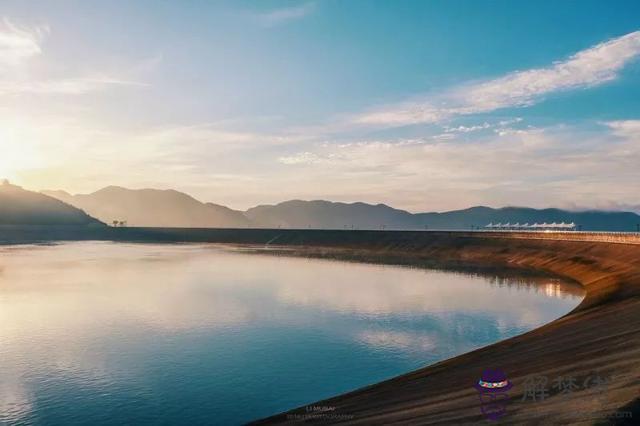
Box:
[0,181,102,226]
[246,201,640,232]
[39,185,640,231]
[245,200,417,229]
[42,186,250,228]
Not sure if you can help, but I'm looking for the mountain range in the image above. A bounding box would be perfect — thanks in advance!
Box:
[42,186,249,228]
[0,180,102,226]
[37,185,640,232]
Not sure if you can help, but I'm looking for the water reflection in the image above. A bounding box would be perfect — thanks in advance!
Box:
[0,242,583,425]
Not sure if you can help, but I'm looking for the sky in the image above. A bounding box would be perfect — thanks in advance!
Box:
[1,0,640,212]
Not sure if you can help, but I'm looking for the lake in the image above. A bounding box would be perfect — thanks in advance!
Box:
[0,242,583,425]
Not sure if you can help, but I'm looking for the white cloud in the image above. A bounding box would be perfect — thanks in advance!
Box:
[444,122,491,133]
[498,117,523,126]
[279,151,321,165]
[255,2,316,27]
[264,122,640,212]
[458,31,640,108]
[0,19,46,67]
[0,19,146,95]
[606,119,640,138]
[431,133,456,140]
[278,151,343,165]
[354,31,640,127]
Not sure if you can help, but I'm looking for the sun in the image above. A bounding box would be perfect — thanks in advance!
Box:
[0,121,42,182]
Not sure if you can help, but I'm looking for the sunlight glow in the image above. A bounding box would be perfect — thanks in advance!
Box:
[0,119,45,181]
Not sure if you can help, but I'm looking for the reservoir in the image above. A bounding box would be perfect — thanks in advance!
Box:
[0,242,583,425]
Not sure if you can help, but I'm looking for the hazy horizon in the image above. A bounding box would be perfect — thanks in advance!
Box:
[14,181,640,215]
[1,1,640,212]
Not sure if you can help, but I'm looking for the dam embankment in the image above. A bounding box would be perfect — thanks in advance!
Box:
[247,232,640,425]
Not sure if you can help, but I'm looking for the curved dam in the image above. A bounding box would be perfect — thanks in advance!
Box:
[1,227,639,423]
[243,231,640,425]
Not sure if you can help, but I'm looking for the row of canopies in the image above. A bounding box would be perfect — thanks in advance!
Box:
[485,222,577,230]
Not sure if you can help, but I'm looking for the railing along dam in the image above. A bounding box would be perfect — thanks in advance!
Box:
[458,230,640,245]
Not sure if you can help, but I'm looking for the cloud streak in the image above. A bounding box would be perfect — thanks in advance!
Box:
[0,76,147,95]
[255,2,316,27]
[0,19,146,95]
[273,121,640,212]
[0,19,46,66]
[354,31,640,127]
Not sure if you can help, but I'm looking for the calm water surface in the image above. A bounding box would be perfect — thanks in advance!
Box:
[0,242,583,425]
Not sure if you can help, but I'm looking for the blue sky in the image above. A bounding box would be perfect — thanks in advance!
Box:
[1,0,640,211]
